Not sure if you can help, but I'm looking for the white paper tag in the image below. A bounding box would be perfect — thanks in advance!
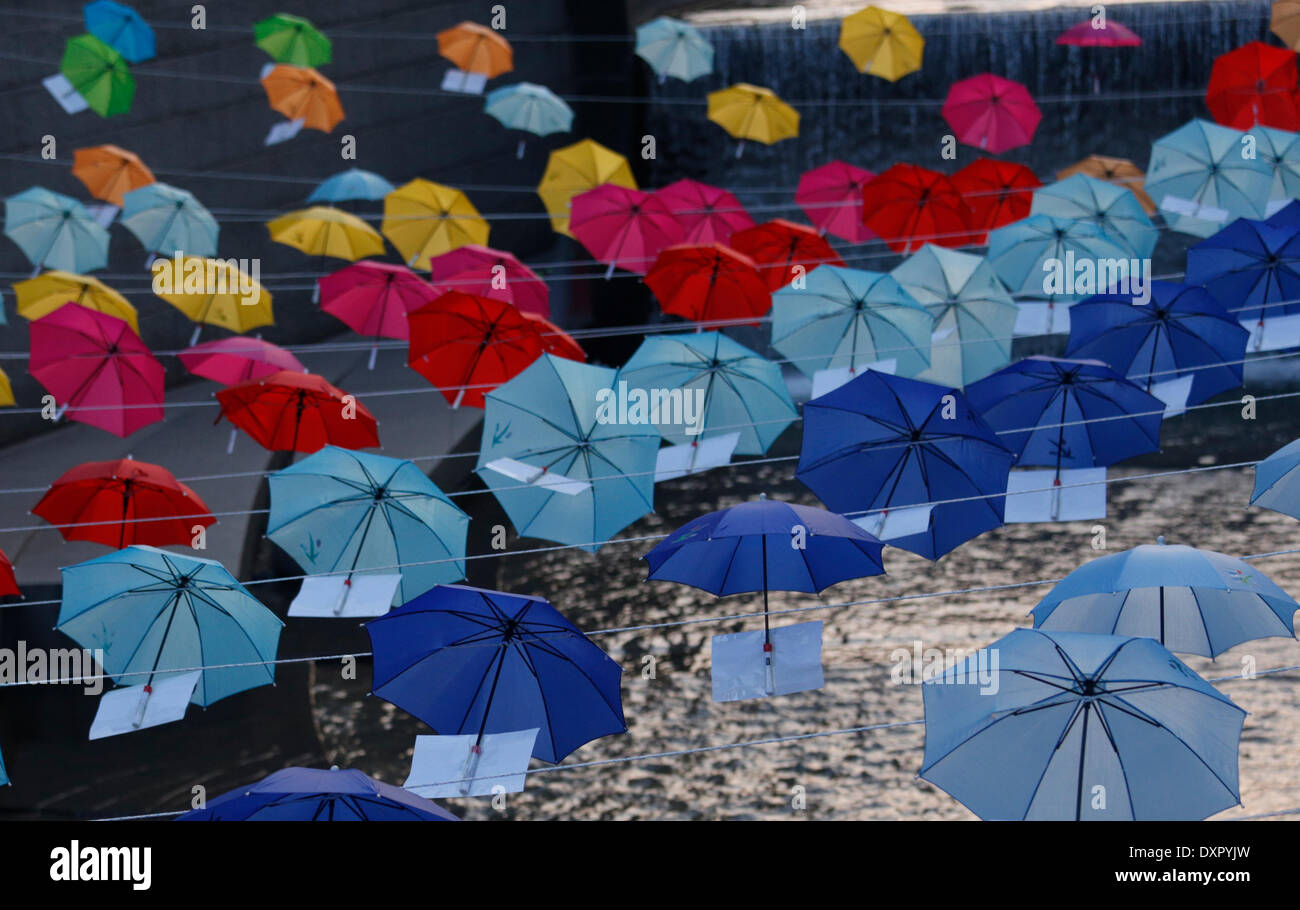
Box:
[852,504,932,540]
[711,621,824,702]
[259,62,278,80]
[89,670,202,740]
[289,573,402,618]
[265,117,305,146]
[483,458,591,495]
[1003,467,1107,523]
[43,73,88,114]
[1014,302,1071,336]
[441,69,487,94]
[1159,194,1228,225]
[404,730,539,797]
[1150,375,1194,417]
[1242,314,1300,352]
[1265,197,1292,216]
[85,203,119,228]
[811,360,896,398]
[655,432,740,482]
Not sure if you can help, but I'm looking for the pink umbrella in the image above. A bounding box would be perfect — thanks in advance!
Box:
[29,303,164,438]
[178,337,305,385]
[570,184,685,278]
[427,244,550,318]
[653,179,754,244]
[1056,19,1141,47]
[318,260,440,368]
[941,74,1042,155]
[795,160,877,243]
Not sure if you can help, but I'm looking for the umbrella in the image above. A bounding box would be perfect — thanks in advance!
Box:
[796,370,1013,560]
[437,22,512,77]
[985,214,1131,300]
[261,64,344,132]
[771,265,933,379]
[84,0,155,63]
[891,244,1017,387]
[319,260,438,344]
[1206,42,1300,131]
[178,337,304,385]
[14,269,136,331]
[1273,0,1300,50]
[644,243,770,324]
[0,367,12,407]
[476,355,660,551]
[537,139,636,237]
[307,168,395,205]
[254,13,331,67]
[796,160,877,243]
[120,183,218,261]
[427,244,549,318]
[177,767,458,821]
[72,144,154,208]
[34,457,214,549]
[1031,173,1159,258]
[1267,198,1300,229]
[4,187,109,274]
[268,446,469,604]
[382,179,488,269]
[941,74,1041,154]
[950,157,1039,244]
[653,179,754,244]
[920,628,1245,819]
[153,256,273,337]
[1146,119,1273,238]
[729,219,844,291]
[60,34,134,117]
[1056,18,1141,46]
[217,371,379,454]
[524,312,585,362]
[838,6,924,81]
[58,546,283,707]
[28,305,163,437]
[0,548,18,599]
[570,184,684,277]
[1065,281,1250,405]
[1056,154,1157,215]
[1249,124,1300,205]
[634,16,714,83]
[484,82,573,158]
[1252,436,1300,519]
[408,292,547,409]
[618,332,797,454]
[269,206,384,262]
[706,83,800,157]
[861,164,973,254]
[1185,215,1300,322]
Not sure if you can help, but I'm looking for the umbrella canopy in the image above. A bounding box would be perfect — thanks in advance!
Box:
[644,243,770,324]
[1273,0,1300,50]
[0,548,18,599]
[268,206,384,261]
[34,457,214,549]
[120,183,218,259]
[1146,119,1273,238]
[177,766,458,821]
[635,16,714,82]
[729,218,844,290]
[428,244,549,318]
[838,6,924,81]
[58,546,283,706]
[0,367,12,407]
[796,160,877,243]
[706,83,800,148]
[1206,42,1300,131]
[1056,154,1157,215]
[653,179,754,244]
[319,260,438,341]
[254,13,331,67]
[437,21,512,77]
[536,139,636,237]
[154,256,273,334]
[484,82,573,138]
[28,305,163,437]
[891,244,1017,387]
[861,164,973,254]
[1066,281,1249,405]
[477,355,660,551]
[1249,124,1300,205]
[85,0,155,63]
[268,447,469,604]
[4,187,109,273]
[307,168,395,205]
[60,33,134,117]
[261,64,344,132]
[1252,436,1300,519]
[796,370,1013,560]
[366,584,626,763]
[1185,215,1300,322]
[985,214,1131,300]
[524,312,585,362]
[1056,18,1141,46]
[72,144,154,208]
[771,264,933,379]
[570,184,684,276]
[382,179,488,269]
[941,74,1041,154]
[950,157,1039,244]
[178,337,304,385]
[1031,173,1158,258]
[216,371,380,453]
[921,628,1245,819]
[618,332,797,455]
[14,269,136,331]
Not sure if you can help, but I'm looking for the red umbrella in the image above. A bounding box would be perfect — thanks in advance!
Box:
[1055,19,1141,46]
[645,243,771,325]
[178,337,305,385]
[653,179,755,244]
[427,244,550,318]
[33,457,215,549]
[216,371,379,453]
[408,292,547,409]
[861,164,974,254]
[951,158,1041,243]
[795,160,877,243]
[522,312,586,362]
[28,304,164,438]
[1206,42,1300,131]
[728,219,844,291]
[570,184,685,277]
[0,549,19,599]
[941,74,1042,154]
[319,260,439,344]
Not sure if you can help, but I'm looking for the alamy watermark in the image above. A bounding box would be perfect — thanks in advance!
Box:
[150,253,262,306]
[1041,254,1152,305]
[0,641,105,695]
[889,641,1000,694]
[595,382,706,436]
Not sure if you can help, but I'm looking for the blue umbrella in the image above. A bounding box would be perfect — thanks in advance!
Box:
[4,187,109,274]
[121,182,219,261]
[176,766,458,820]
[1031,539,1299,658]
[1030,173,1159,259]
[1065,280,1249,406]
[1185,216,1300,322]
[1146,119,1272,238]
[484,82,574,158]
[1266,198,1300,230]
[365,584,626,763]
[307,168,396,205]
[921,628,1245,819]
[268,446,470,607]
[964,355,1163,475]
[635,16,714,83]
[1251,437,1300,519]
[985,214,1132,300]
[795,370,1014,560]
[58,546,283,707]
[84,0,155,63]
[617,331,796,456]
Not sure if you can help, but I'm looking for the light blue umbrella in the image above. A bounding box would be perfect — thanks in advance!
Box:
[477,354,660,552]
[0,744,7,786]
[1146,119,1272,238]
[268,446,470,606]
[771,265,933,379]
[635,16,714,83]
[890,244,1016,387]
[484,82,574,159]
[4,187,109,274]
[84,0,155,63]
[617,332,796,455]
[1030,173,1158,259]
[1247,125,1300,205]
[58,546,283,707]
[1251,437,1300,519]
[921,628,1245,820]
[986,214,1131,301]
[306,168,396,204]
[120,182,218,262]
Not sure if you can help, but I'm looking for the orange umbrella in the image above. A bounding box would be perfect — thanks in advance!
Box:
[261,64,344,132]
[72,144,154,207]
[437,22,512,77]
[1055,154,1157,215]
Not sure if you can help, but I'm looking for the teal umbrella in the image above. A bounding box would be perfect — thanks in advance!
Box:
[4,187,109,275]
[986,214,1131,300]
[307,168,395,204]
[618,332,796,455]
[1031,173,1159,258]
[1248,125,1300,206]
[890,244,1017,388]
[484,82,574,159]
[0,743,7,786]
[120,182,218,263]
[635,16,714,83]
[1146,119,1272,238]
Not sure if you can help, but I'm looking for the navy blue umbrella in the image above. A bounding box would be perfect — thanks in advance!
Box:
[1185,216,1300,322]
[796,370,1013,560]
[176,766,459,821]
[1266,199,1300,230]
[365,585,625,764]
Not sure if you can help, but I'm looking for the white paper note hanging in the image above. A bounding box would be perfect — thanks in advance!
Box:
[1159,194,1229,228]
[654,432,740,482]
[403,729,538,798]
[1003,467,1107,523]
[852,504,932,541]
[711,621,824,703]
[265,117,305,146]
[440,69,487,94]
[483,458,590,495]
[85,203,119,228]
[89,670,202,740]
[1014,302,1071,336]
[1242,314,1300,352]
[811,360,896,399]
[288,573,402,618]
[43,74,89,114]
[1149,375,1194,417]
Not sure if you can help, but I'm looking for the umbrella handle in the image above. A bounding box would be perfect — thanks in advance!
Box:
[368,345,379,371]
[516,139,526,160]
[312,281,321,304]
[735,141,745,160]
[226,428,237,455]
[332,577,352,616]
[459,744,483,796]
[764,642,775,696]
[131,685,152,729]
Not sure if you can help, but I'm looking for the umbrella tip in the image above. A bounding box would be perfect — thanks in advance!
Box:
[759,492,767,500]
[329,765,340,771]
[1156,535,1166,545]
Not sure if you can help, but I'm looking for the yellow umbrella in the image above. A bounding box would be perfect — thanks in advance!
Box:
[838,6,924,81]
[706,83,800,157]
[1273,0,1300,50]
[154,256,273,336]
[0,366,13,408]
[267,206,384,260]
[537,139,637,237]
[381,179,489,269]
[13,270,139,332]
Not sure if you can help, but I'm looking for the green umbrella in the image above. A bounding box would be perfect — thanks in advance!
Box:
[60,34,134,117]
[254,14,331,67]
